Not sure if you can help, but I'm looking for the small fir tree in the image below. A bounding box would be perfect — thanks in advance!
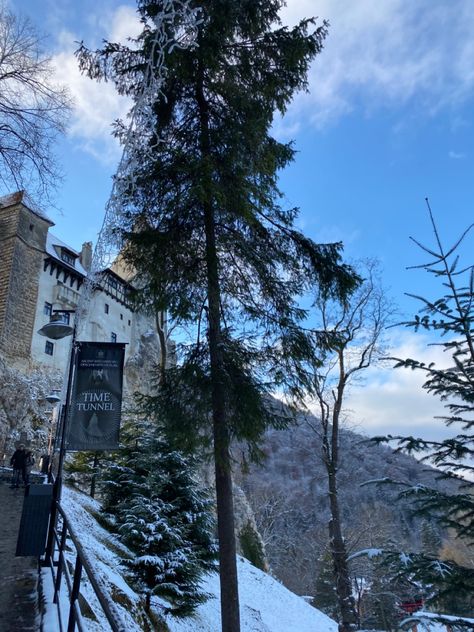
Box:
[65,451,104,498]
[101,419,217,616]
[312,549,339,620]
[238,521,267,571]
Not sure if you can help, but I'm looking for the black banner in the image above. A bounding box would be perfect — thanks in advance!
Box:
[67,342,125,451]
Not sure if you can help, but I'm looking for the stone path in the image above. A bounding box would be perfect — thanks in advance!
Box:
[0,473,39,631]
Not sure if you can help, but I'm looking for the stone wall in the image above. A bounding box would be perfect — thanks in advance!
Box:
[0,200,52,360]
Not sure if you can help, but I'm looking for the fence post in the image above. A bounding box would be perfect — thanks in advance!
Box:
[53,521,68,604]
[67,555,83,632]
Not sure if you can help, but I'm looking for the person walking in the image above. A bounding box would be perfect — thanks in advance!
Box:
[24,450,35,486]
[10,445,27,488]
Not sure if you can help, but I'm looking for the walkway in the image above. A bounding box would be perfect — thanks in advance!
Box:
[0,471,39,631]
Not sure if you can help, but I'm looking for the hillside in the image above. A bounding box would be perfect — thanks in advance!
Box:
[46,486,339,632]
[236,412,454,597]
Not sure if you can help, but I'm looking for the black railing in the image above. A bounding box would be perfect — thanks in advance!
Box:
[44,501,127,632]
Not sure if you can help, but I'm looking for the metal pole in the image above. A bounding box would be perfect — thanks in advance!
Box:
[56,325,77,502]
[45,326,77,563]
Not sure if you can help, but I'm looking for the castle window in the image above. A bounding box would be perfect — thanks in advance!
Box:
[111,332,117,343]
[128,319,131,326]
[44,302,52,317]
[104,303,109,314]
[60,249,76,266]
[58,312,70,325]
[45,341,54,356]
[120,313,123,320]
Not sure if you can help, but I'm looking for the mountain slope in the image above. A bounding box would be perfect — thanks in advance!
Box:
[236,413,454,596]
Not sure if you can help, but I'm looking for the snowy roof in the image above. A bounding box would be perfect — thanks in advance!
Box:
[46,232,88,277]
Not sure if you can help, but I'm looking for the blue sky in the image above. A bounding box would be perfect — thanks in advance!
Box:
[12,0,474,440]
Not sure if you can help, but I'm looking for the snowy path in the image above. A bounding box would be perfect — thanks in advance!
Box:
[0,473,38,631]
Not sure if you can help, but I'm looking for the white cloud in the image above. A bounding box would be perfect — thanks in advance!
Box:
[51,5,140,164]
[339,331,458,442]
[50,1,474,156]
[449,150,466,160]
[278,0,474,134]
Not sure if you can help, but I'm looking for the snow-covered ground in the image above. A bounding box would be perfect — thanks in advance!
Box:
[46,487,471,632]
[48,486,338,631]
[167,557,337,632]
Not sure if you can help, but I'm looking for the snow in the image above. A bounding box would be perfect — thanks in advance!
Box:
[399,552,412,566]
[45,486,339,632]
[163,557,338,632]
[347,548,383,561]
[401,611,474,631]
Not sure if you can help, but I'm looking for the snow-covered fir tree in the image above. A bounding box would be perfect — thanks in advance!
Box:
[101,418,218,616]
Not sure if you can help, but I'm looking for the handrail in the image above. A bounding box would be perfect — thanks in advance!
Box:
[44,499,127,632]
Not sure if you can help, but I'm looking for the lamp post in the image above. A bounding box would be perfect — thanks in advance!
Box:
[38,310,76,563]
[43,390,61,479]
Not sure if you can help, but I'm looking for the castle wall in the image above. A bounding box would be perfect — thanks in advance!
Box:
[0,202,51,360]
[1,196,164,390]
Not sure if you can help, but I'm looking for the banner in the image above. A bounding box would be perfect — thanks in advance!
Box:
[67,342,125,451]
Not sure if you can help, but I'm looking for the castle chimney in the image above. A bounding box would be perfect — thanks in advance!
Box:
[79,241,93,271]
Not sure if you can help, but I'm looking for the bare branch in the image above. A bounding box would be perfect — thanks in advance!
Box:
[0,5,71,205]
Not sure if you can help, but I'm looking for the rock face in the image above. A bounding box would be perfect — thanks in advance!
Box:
[0,354,61,461]
[124,326,162,395]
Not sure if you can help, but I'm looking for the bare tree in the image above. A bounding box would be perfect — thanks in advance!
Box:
[308,260,392,632]
[0,4,70,203]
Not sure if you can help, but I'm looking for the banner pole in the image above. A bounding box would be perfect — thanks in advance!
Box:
[45,325,77,564]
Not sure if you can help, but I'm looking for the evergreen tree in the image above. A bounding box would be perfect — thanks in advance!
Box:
[420,519,442,557]
[360,565,403,632]
[238,521,267,572]
[65,451,104,498]
[370,203,474,625]
[101,419,217,617]
[313,550,339,620]
[76,3,357,629]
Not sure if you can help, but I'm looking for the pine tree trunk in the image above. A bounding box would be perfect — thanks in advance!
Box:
[155,311,167,381]
[196,43,241,632]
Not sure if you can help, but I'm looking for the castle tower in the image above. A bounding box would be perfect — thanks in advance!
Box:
[0,192,53,360]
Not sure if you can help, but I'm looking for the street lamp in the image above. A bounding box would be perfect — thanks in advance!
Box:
[43,391,61,478]
[38,310,76,563]
[44,391,61,405]
[38,312,74,340]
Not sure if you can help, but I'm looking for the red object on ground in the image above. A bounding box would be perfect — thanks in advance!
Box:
[399,599,423,614]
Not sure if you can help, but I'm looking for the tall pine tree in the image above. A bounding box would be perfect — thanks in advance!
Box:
[76,3,357,629]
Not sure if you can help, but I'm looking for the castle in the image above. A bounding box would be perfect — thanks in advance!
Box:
[0,191,162,378]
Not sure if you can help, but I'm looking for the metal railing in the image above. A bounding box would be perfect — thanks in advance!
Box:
[44,500,127,632]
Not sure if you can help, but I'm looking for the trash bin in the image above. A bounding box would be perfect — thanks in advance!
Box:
[16,484,53,556]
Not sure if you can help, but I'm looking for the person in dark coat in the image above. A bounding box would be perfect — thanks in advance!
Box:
[10,444,27,488]
[24,450,35,485]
